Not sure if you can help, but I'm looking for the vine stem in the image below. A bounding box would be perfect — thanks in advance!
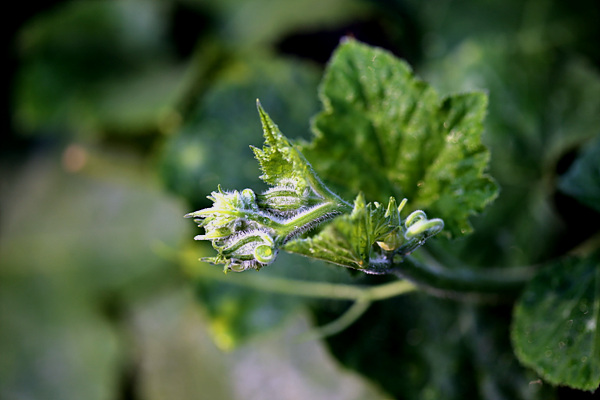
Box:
[298,298,372,341]
[185,255,417,301]
[389,254,538,301]
[170,244,416,338]
[183,255,417,339]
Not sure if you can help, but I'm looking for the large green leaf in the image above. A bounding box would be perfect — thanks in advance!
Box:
[422,38,600,266]
[559,137,600,213]
[303,39,497,238]
[512,253,600,390]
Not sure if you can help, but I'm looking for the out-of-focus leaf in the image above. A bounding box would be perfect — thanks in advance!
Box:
[559,137,600,213]
[0,149,187,293]
[129,288,391,400]
[303,39,497,238]
[193,261,302,350]
[406,0,600,64]
[159,56,321,208]
[128,288,236,400]
[14,1,185,136]
[317,293,554,400]
[194,0,367,47]
[0,147,188,399]
[512,253,600,391]
[226,309,393,400]
[0,275,120,400]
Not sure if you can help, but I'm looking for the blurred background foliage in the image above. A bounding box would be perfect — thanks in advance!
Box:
[2,0,599,399]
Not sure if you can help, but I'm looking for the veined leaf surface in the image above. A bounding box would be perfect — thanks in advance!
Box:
[303,39,498,237]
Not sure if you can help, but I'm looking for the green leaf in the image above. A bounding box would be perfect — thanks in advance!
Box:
[252,102,316,193]
[0,148,187,399]
[559,137,600,213]
[422,40,600,266]
[512,253,600,391]
[303,38,497,238]
[283,194,392,270]
[283,194,443,272]
[251,103,351,215]
[14,1,185,137]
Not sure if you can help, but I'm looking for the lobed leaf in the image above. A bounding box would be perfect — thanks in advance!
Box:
[302,38,498,238]
[511,253,600,391]
[423,41,600,265]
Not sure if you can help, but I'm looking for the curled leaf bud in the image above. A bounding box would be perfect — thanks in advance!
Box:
[404,218,444,240]
[404,210,427,228]
[393,209,445,256]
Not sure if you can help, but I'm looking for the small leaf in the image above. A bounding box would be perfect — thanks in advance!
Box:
[252,102,349,213]
[283,194,392,270]
[252,101,316,193]
[283,194,442,272]
[303,38,498,238]
[511,253,600,391]
[559,137,600,213]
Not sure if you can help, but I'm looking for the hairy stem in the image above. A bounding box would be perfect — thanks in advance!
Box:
[274,200,349,244]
